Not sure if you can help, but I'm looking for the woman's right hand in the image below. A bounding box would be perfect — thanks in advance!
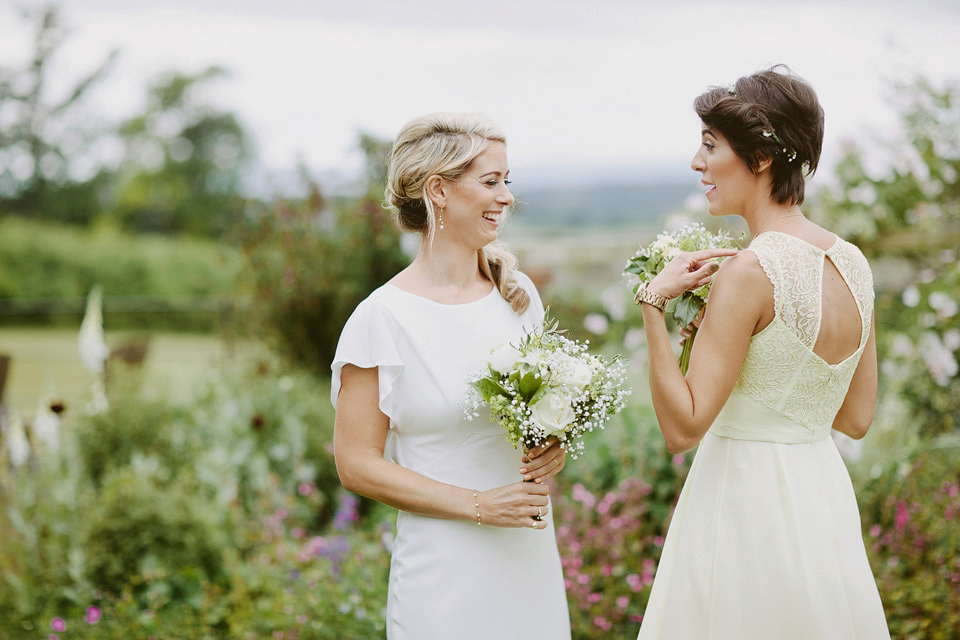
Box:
[478,481,550,529]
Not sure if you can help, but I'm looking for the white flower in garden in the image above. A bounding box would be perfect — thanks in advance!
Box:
[488,342,522,373]
[901,285,920,308]
[583,313,609,336]
[944,329,960,352]
[32,401,61,454]
[929,291,958,318]
[78,286,109,375]
[529,391,576,437]
[7,416,30,467]
[554,354,594,389]
[918,331,959,387]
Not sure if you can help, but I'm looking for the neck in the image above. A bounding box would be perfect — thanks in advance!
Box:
[747,204,804,237]
[414,241,485,291]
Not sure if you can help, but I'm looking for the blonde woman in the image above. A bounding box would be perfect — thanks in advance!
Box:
[332,113,571,639]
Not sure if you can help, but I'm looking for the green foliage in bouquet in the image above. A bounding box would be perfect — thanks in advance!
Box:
[624,223,741,374]
[465,312,631,458]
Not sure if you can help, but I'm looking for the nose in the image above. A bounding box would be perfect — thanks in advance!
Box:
[498,184,515,206]
[690,149,705,173]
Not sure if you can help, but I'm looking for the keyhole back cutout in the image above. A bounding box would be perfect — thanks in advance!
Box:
[812,256,862,365]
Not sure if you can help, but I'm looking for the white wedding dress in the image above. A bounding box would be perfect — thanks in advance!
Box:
[332,272,571,640]
[637,232,890,639]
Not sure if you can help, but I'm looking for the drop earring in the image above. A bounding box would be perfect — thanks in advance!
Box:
[438,207,445,230]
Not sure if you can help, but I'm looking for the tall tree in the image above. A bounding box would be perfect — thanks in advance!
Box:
[0,4,117,222]
[112,67,250,236]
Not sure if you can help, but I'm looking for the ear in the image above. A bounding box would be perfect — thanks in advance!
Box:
[424,175,445,209]
[753,153,774,175]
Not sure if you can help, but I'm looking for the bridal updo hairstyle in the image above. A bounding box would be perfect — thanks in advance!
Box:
[385,112,530,314]
[694,65,824,206]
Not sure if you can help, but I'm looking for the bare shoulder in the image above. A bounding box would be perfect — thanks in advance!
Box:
[713,250,769,291]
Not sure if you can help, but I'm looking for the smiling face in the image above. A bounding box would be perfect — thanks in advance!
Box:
[441,141,514,247]
[690,126,758,216]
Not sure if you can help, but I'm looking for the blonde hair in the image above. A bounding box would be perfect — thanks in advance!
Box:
[385,112,530,314]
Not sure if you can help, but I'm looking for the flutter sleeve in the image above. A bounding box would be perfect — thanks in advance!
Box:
[515,270,545,331]
[330,296,404,424]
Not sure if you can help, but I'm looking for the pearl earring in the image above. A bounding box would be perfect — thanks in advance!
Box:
[438,207,444,230]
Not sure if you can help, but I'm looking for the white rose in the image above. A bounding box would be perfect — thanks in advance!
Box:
[520,347,549,369]
[554,355,594,389]
[529,391,576,437]
[488,342,522,373]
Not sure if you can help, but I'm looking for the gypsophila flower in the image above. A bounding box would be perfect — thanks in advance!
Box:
[463,311,631,459]
[623,222,741,374]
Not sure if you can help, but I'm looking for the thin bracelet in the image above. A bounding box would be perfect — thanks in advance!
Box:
[473,490,482,526]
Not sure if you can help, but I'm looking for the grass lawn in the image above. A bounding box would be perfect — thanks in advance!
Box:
[0,328,255,419]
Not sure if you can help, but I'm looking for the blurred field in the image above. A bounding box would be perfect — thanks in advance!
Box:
[0,328,248,418]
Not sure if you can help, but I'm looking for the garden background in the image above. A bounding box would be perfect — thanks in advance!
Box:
[1,4,958,639]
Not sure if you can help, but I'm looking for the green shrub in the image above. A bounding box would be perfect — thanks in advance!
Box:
[0,218,240,331]
[552,400,690,638]
[74,392,196,487]
[857,445,960,639]
[83,467,227,601]
[237,138,409,375]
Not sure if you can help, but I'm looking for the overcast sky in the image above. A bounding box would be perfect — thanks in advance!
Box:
[2,0,959,188]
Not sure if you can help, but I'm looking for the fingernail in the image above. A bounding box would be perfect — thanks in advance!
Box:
[519,468,528,474]
[524,474,532,481]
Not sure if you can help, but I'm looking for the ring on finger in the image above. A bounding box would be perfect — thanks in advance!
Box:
[553,458,560,469]
[537,506,543,518]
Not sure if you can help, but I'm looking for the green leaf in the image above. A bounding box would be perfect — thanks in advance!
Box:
[517,371,543,403]
[473,378,511,402]
[673,294,702,327]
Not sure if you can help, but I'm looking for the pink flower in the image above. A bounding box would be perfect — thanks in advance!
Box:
[572,483,597,508]
[672,454,685,467]
[85,606,102,624]
[50,618,66,632]
[617,596,630,609]
[298,483,314,496]
[588,592,603,604]
[593,616,613,631]
[869,524,882,538]
[894,501,909,531]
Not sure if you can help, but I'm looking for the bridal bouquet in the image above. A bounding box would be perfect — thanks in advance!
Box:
[623,222,740,374]
[464,313,631,459]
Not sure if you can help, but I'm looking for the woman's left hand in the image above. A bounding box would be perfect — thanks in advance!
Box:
[519,436,566,483]
[648,248,738,300]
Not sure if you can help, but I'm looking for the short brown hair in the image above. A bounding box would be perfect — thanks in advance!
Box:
[694,65,824,205]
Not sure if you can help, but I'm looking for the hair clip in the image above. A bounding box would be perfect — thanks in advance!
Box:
[762,129,797,162]
[726,82,737,96]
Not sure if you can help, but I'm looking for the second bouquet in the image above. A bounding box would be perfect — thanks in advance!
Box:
[464,313,631,460]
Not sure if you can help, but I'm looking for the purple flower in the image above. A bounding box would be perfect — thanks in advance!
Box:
[333,491,360,531]
[50,618,66,632]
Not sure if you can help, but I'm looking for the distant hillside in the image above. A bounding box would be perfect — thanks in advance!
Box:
[510,180,696,230]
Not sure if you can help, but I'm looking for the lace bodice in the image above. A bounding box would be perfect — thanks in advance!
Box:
[711,232,874,442]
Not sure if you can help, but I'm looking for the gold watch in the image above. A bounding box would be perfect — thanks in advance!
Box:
[634,283,668,312]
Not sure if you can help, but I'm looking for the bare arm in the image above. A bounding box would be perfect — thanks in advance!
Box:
[831,312,878,439]
[642,249,765,452]
[333,364,557,528]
